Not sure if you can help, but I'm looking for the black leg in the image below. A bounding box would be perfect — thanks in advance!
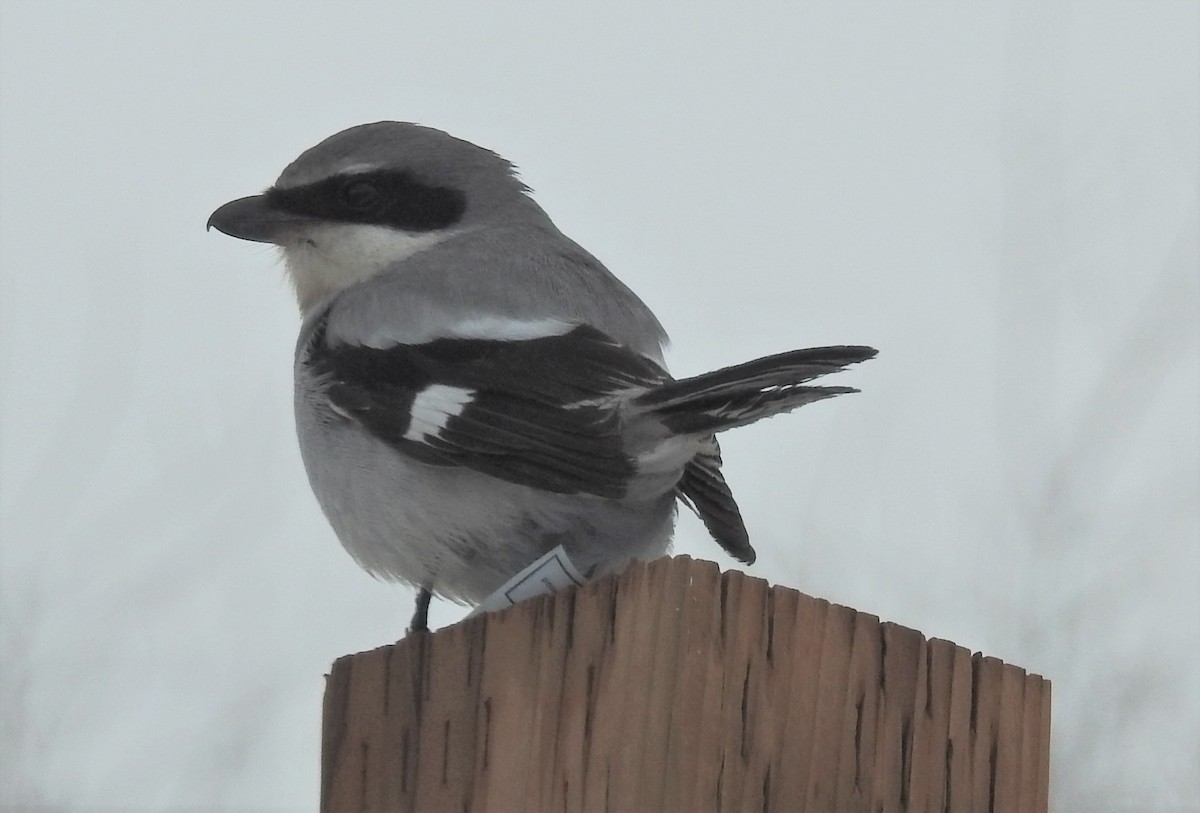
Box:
[408,587,432,635]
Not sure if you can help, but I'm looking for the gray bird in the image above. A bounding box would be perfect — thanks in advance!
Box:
[208,122,875,632]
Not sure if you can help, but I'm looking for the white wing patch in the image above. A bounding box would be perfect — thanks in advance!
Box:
[353,313,577,348]
[403,384,476,442]
[445,316,575,341]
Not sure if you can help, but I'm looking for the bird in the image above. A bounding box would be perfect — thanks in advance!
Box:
[208,122,876,633]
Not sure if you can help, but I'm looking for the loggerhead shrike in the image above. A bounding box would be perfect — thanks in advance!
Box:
[208,122,876,632]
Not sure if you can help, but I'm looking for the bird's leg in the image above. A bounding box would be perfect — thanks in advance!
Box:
[407,586,432,635]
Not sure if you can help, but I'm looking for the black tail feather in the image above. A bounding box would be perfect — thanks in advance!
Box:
[638,345,876,435]
[677,442,755,564]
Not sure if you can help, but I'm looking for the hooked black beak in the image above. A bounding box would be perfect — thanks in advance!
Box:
[207,194,308,243]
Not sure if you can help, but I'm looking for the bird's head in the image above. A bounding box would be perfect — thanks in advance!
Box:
[208,122,537,312]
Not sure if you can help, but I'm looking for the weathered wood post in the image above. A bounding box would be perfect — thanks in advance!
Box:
[321,556,1050,812]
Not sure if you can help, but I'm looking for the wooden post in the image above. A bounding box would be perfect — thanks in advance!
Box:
[321,556,1050,812]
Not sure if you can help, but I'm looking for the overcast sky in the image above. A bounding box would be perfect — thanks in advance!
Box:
[1,3,1197,811]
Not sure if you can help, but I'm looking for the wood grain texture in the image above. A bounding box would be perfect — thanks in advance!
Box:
[321,556,1051,812]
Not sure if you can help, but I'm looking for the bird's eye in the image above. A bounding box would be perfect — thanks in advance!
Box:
[339,179,384,211]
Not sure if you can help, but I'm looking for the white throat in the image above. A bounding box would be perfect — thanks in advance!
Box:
[280,223,449,313]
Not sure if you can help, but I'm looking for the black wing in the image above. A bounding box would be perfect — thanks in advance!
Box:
[304,315,668,499]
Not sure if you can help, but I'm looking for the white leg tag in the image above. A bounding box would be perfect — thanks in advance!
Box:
[468,545,586,617]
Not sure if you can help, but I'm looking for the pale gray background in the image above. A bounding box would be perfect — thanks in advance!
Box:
[1,3,1197,811]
